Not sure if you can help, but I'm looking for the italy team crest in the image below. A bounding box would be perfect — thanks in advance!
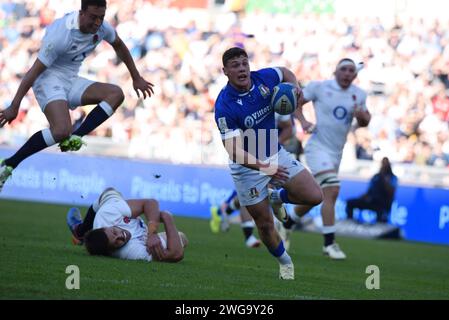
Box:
[258,85,270,99]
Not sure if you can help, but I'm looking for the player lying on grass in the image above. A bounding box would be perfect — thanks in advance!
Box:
[66,187,188,263]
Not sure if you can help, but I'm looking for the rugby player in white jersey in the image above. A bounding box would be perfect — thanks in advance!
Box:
[66,188,188,263]
[279,58,371,259]
[0,0,153,192]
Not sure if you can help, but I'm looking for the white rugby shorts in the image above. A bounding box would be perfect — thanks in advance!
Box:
[304,145,342,175]
[32,73,95,111]
[230,148,305,206]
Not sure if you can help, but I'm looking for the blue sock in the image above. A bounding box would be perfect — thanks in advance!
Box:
[279,189,291,204]
[269,241,292,265]
[5,130,50,168]
[224,190,238,205]
[73,102,113,137]
[269,241,285,257]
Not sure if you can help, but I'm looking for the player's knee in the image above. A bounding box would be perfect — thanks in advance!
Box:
[50,126,72,142]
[109,85,124,107]
[309,189,323,206]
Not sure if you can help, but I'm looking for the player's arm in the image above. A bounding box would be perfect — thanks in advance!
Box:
[294,104,315,134]
[0,59,47,127]
[110,33,154,99]
[126,199,165,260]
[222,135,289,183]
[158,211,184,263]
[354,107,371,127]
[354,93,371,127]
[277,119,294,145]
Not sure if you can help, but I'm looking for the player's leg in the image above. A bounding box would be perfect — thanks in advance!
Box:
[240,206,260,248]
[210,190,238,233]
[66,194,102,245]
[231,163,293,279]
[0,100,71,192]
[72,81,124,137]
[245,199,294,280]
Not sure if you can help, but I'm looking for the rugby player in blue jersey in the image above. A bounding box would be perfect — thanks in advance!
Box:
[214,47,322,280]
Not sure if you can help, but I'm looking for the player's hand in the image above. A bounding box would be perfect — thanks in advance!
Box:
[260,163,289,186]
[0,104,19,127]
[133,76,154,99]
[295,86,306,107]
[146,233,164,261]
[301,120,316,134]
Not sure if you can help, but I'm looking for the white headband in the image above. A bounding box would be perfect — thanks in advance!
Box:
[337,61,364,73]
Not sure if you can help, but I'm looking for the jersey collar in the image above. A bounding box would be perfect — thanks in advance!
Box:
[227,83,255,97]
[331,79,352,91]
[66,11,80,30]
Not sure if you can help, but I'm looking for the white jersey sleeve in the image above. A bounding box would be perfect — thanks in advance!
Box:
[302,81,321,102]
[101,20,116,44]
[93,197,132,229]
[359,89,368,111]
[37,23,68,67]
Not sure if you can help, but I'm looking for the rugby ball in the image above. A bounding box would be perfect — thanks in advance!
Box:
[271,83,297,115]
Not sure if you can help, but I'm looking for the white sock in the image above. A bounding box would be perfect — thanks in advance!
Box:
[322,225,336,234]
[288,211,303,224]
[269,189,283,204]
[278,251,292,265]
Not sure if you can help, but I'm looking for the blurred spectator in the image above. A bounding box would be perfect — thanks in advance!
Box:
[346,157,398,223]
[0,0,448,173]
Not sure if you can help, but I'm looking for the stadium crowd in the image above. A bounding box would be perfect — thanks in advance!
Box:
[1,0,448,169]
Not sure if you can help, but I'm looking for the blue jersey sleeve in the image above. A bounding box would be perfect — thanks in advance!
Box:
[254,67,283,90]
[214,98,240,140]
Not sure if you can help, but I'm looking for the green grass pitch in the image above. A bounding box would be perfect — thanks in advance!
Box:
[1,199,448,300]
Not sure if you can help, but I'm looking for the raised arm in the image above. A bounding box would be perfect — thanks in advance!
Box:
[0,59,47,127]
[110,33,154,99]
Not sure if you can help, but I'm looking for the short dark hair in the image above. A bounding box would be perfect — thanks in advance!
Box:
[222,47,248,67]
[84,228,110,256]
[81,0,107,11]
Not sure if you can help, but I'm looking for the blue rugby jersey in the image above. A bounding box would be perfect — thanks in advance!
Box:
[214,68,283,161]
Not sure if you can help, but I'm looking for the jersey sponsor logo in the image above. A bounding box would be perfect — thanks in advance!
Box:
[249,187,259,199]
[258,84,270,99]
[244,116,255,128]
[218,117,229,133]
[71,52,88,62]
[243,105,272,128]
[333,106,348,120]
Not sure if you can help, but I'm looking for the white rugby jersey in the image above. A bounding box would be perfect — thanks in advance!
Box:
[302,79,367,156]
[37,11,116,79]
[93,198,155,261]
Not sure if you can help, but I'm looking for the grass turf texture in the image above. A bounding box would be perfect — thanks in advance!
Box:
[1,199,448,300]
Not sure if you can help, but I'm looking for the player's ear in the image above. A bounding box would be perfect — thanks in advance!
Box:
[222,67,228,76]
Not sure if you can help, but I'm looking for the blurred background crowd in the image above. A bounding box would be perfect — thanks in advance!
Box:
[0,0,448,174]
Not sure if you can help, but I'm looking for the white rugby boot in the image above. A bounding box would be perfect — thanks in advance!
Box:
[323,243,347,260]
